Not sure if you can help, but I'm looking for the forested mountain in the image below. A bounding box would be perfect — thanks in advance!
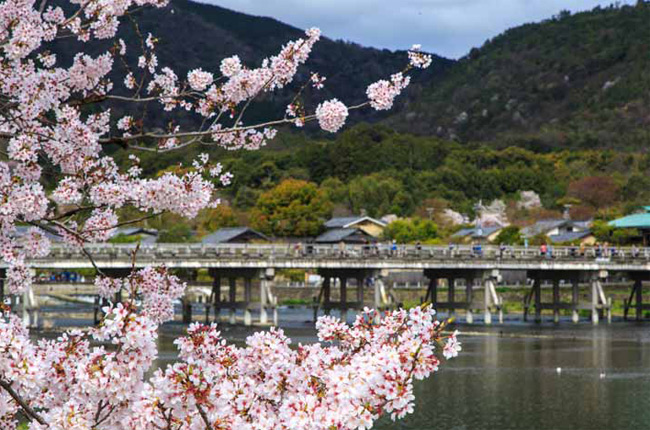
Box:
[55,1,650,239]
[54,0,650,146]
[51,0,452,128]
[388,2,650,150]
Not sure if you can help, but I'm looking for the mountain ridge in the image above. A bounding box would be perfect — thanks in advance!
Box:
[51,0,454,130]
[387,2,650,150]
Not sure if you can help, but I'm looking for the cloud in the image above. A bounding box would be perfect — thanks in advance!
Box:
[199,0,635,58]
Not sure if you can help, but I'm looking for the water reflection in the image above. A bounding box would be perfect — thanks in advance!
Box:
[373,324,650,430]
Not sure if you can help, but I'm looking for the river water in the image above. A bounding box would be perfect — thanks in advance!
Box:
[36,304,650,430]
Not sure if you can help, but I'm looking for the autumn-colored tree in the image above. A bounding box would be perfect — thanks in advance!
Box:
[251,179,332,237]
[568,176,620,209]
[196,205,238,236]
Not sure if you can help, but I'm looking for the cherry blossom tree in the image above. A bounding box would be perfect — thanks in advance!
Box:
[0,0,460,428]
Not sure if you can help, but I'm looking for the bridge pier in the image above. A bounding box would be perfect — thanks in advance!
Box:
[0,268,38,328]
[207,276,221,323]
[371,270,394,322]
[228,277,237,324]
[524,270,610,325]
[0,269,5,304]
[423,269,502,324]
[572,278,579,323]
[18,269,39,329]
[316,269,374,321]
[624,272,650,321]
[259,268,277,325]
[207,268,276,326]
[483,270,503,324]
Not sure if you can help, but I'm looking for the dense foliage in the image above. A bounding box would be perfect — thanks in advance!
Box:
[137,124,650,240]
[382,218,439,243]
[250,179,333,237]
[390,2,650,150]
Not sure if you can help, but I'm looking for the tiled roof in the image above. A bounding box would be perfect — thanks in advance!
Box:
[315,228,369,243]
[521,220,569,237]
[549,230,592,244]
[452,226,501,238]
[112,227,158,237]
[201,227,268,244]
[324,216,386,229]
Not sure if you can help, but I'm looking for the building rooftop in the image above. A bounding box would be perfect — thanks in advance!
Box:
[548,230,593,244]
[202,227,269,244]
[452,226,501,238]
[609,213,650,229]
[324,216,387,229]
[315,228,373,243]
[110,227,158,244]
[521,220,569,237]
[113,227,158,236]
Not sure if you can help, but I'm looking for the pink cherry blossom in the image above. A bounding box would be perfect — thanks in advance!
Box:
[187,68,214,91]
[316,99,348,133]
[408,44,433,69]
[443,330,463,359]
[0,0,438,425]
[366,72,411,111]
[220,55,242,77]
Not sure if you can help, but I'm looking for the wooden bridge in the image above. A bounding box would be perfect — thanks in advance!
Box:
[3,243,650,327]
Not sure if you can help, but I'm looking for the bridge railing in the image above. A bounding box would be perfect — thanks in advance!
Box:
[40,243,650,262]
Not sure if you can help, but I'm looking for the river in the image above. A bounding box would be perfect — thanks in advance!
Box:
[33,304,650,429]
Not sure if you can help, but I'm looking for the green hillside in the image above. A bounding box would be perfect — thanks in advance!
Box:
[389,2,650,150]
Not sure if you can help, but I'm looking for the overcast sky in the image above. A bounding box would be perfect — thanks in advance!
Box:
[201,0,635,58]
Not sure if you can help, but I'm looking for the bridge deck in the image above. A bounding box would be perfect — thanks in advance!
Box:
[13,243,650,272]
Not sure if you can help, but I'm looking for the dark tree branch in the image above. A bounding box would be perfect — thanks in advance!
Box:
[0,378,47,426]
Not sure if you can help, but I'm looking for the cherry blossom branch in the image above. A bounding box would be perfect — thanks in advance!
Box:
[0,378,47,426]
[101,102,369,151]
[196,404,213,430]
[44,205,98,221]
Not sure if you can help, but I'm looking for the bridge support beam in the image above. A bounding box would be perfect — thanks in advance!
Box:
[553,279,560,324]
[208,276,221,323]
[465,278,473,324]
[316,269,376,321]
[483,270,502,325]
[372,270,393,320]
[243,277,253,326]
[207,268,276,326]
[572,279,579,323]
[340,277,348,322]
[625,272,650,321]
[16,269,39,329]
[180,270,198,324]
[259,268,277,326]
[0,269,5,304]
[424,269,502,324]
[525,270,610,325]
[591,277,599,325]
